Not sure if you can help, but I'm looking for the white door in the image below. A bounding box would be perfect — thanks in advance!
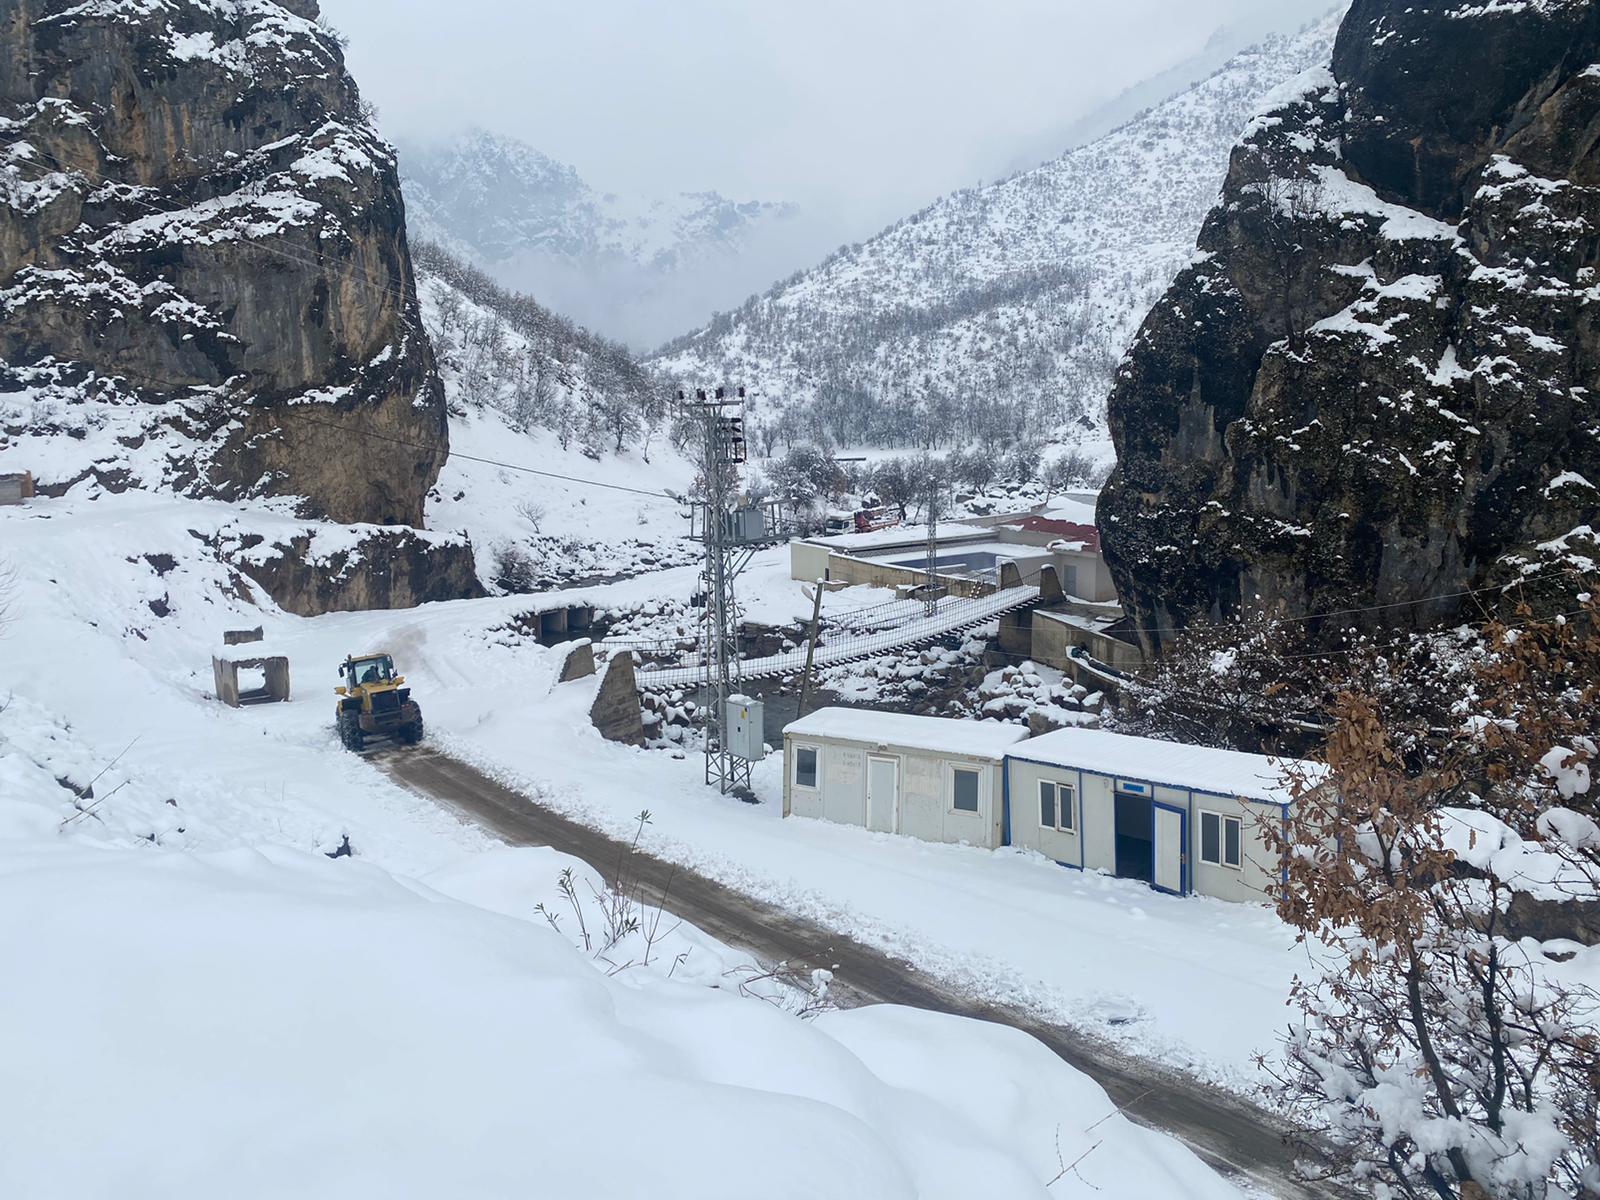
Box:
[866,756,898,834]
[1153,804,1184,894]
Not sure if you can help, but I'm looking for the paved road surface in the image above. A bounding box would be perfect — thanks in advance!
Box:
[382,747,1332,1199]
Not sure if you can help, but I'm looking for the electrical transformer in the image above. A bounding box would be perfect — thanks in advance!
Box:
[724,696,766,762]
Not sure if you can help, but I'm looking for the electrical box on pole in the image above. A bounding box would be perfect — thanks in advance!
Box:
[677,385,785,796]
[724,695,765,762]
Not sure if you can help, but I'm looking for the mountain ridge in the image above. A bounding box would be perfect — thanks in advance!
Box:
[650,9,1347,460]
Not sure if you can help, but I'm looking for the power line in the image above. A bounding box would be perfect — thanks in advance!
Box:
[276,409,674,500]
[1118,569,1582,639]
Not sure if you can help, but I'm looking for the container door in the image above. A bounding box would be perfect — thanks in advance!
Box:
[1152,802,1186,895]
[866,756,898,834]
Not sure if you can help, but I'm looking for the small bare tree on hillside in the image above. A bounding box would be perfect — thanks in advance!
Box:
[1256,175,1329,351]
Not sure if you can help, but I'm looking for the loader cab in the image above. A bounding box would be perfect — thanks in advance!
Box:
[342,654,396,688]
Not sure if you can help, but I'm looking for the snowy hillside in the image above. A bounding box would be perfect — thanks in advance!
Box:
[652,9,1346,462]
[409,241,697,590]
[399,129,807,347]
[0,494,1257,1200]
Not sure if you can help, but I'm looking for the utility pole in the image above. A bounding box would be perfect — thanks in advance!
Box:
[922,473,943,616]
[680,386,783,795]
[796,579,825,718]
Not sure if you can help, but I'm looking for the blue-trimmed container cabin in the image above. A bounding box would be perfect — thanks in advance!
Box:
[1004,728,1312,902]
[779,711,1321,903]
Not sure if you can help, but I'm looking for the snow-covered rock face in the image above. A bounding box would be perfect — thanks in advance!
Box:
[649,13,1344,458]
[0,0,448,528]
[1099,0,1600,653]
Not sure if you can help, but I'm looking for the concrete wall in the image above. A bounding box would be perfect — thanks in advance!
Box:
[790,540,833,582]
[1031,610,1145,673]
[1003,757,1283,902]
[784,733,1006,848]
[1074,554,1117,603]
[823,553,995,598]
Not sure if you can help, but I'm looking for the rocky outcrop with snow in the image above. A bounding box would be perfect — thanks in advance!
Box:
[0,0,446,529]
[651,12,1344,456]
[1099,0,1600,652]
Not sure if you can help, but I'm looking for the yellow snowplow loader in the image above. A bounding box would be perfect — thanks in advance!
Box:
[334,652,424,751]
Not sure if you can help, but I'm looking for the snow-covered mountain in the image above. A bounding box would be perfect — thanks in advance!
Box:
[651,8,1347,462]
[408,240,699,590]
[398,130,808,348]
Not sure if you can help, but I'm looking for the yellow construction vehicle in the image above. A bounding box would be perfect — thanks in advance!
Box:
[334,652,424,751]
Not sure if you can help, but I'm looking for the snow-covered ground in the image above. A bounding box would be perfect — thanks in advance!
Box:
[2,492,1308,1093]
[0,491,1258,1198]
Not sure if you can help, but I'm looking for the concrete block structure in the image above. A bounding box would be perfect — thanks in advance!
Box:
[0,470,35,505]
[789,499,1115,602]
[212,630,291,707]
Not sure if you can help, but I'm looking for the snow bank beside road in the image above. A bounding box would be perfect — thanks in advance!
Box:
[0,808,1241,1200]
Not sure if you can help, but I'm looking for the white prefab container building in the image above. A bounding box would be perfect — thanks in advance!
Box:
[1006,728,1318,903]
[783,708,1030,848]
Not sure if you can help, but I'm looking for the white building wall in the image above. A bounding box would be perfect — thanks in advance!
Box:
[1188,792,1282,903]
[1004,758,1083,866]
[1079,771,1116,873]
[784,733,1005,848]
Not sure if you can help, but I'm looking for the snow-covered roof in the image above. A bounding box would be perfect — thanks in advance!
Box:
[214,641,290,664]
[860,540,1055,565]
[1013,728,1322,804]
[785,707,1029,759]
[803,522,993,552]
[1034,608,1122,633]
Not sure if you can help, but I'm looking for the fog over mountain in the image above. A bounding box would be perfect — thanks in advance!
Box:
[396,131,830,348]
[323,0,1334,342]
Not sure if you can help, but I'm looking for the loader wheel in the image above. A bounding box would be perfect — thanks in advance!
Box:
[338,710,365,752]
[398,708,425,746]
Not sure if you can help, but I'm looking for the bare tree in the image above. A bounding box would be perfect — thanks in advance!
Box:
[1265,595,1600,1199]
[600,394,640,453]
[754,421,780,460]
[1255,175,1329,351]
[0,558,14,639]
[553,394,576,451]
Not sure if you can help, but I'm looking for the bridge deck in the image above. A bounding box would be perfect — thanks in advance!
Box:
[632,585,1041,691]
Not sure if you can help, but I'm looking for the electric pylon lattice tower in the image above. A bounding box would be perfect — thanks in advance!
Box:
[680,386,783,794]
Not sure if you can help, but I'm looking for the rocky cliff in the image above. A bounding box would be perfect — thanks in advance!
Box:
[1099,0,1600,654]
[0,0,446,529]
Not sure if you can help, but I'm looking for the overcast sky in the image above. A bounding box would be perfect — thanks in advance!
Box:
[322,0,1326,227]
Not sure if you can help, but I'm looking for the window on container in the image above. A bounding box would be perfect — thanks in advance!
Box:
[1200,811,1242,869]
[1038,780,1074,831]
[951,767,980,813]
[794,745,819,789]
